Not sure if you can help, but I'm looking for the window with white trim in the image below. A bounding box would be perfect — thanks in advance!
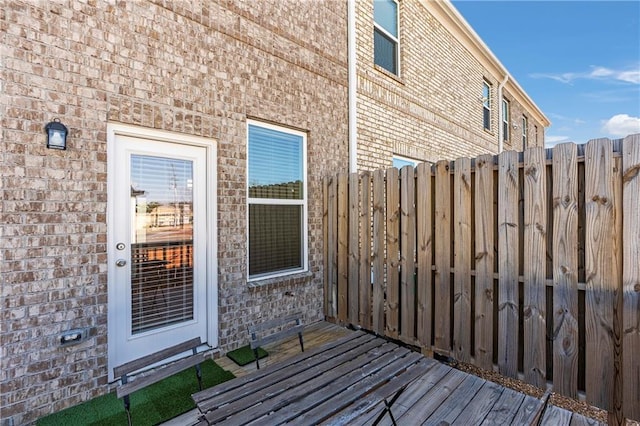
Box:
[522,116,528,149]
[374,0,399,75]
[483,81,491,131]
[247,121,307,279]
[502,99,510,142]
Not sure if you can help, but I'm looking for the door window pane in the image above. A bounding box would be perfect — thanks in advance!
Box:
[130,155,194,333]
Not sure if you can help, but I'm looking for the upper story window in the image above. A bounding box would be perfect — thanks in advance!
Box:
[374,0,399,75]
[247,121,308,280]
[502,99,510,142]
[482,81,491,131]
[522,116,529,149]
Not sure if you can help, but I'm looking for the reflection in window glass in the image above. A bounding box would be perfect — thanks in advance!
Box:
[247,122,307,279]
[374,0,399,75]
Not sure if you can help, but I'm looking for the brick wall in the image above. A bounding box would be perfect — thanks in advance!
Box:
[354,0,546,171]
[0,1,348,423]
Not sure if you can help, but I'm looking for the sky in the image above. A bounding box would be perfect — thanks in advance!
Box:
[452,0,640,147]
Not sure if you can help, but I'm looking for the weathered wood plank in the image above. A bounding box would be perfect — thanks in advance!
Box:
[434,160,451,354]
[610,145,624,426]
[510,394,544,425]
[498,150,520,378]
[359,172,372,329]
[551,142,579,399]
[386,167,400,339]
[480,387,526,425]
[584,138,618,410]
[416,162,433,348]
[622,134,640,421]
[323,177,331,318]
[523,147,547,387]
[372,170,386,335]
[540,404,573,425]
[453,157,472,362]
[421,373,485,425]
[348,173,360,326]
[400,165,416,343]
[475,154,495,369]
[449,380,505,425]
[395,368,467,424]
[337,173,349,323]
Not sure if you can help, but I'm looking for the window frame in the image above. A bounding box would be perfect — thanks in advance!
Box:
[246,120,308,281]
[482,81,491,131]
[373,0,400,75]
[522,116,528,149]
[502,99,510,142]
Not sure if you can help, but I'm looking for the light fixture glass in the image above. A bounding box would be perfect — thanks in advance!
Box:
[45,118,68,150]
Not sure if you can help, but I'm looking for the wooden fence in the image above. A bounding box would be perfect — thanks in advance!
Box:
[323,135,639,421]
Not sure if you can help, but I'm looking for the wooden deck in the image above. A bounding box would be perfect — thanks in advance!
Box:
[190,322,603,426]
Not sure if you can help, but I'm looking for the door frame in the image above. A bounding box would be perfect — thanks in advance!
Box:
[106,123,218,381]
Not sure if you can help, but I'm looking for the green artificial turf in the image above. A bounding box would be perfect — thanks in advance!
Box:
[37,360,234,426]
[226,345,268,366]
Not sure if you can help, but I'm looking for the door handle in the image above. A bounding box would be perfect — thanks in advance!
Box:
[115,259,127,267]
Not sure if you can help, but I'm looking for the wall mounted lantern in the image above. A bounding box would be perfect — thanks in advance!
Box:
[45,118,68,150]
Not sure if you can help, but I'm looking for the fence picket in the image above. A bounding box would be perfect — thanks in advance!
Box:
[453,158,472,362]
[416,163,433,348]
[386,167,400,339]
[552,143,579,398]
[434,160,452,354]
[400,166,416,343]
[372,170,386,335]
[475,154,495,369]
[359,172,372,329]
[498,150,520,378]
[584,139,618,410]
[348,173,360,325]
[622,134,640,421]
[337,173,349,323]
[523,147,547,388]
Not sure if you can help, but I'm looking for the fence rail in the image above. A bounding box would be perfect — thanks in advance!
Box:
[323,135,639,421]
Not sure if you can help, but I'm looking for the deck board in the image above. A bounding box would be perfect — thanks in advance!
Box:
[192,322,604,426]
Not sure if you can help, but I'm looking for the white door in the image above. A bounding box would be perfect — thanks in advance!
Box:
[107,126,214,376]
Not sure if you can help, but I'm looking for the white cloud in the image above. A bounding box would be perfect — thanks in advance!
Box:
[601,114,640,137]
[531,65,640,84]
